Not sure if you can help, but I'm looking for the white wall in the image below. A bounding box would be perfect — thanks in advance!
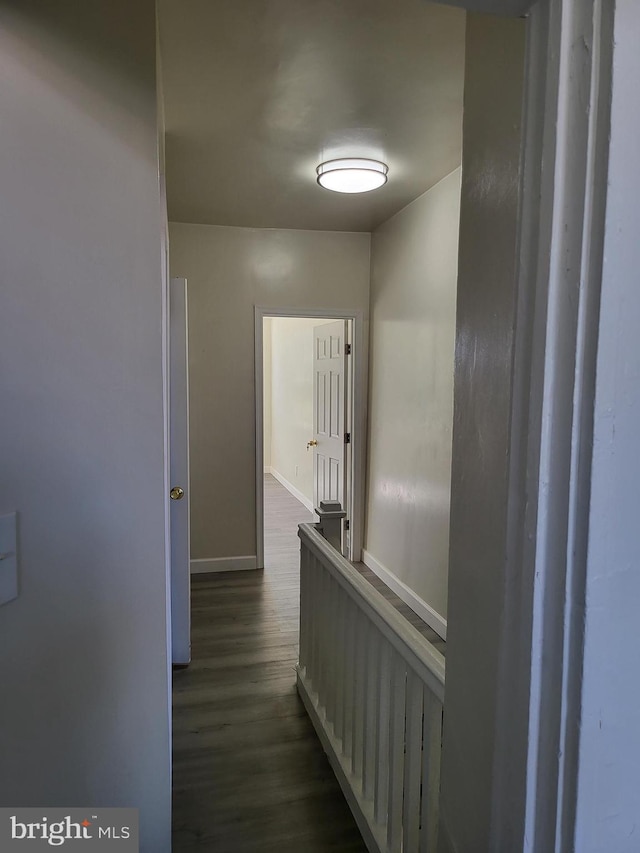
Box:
[169,223,370,562]
[0,4,170,851]
[439,13,525,853]
[364,170,461,630]
[268,317,334,509]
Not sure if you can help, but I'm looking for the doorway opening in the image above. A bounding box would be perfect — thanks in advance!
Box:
[254,306,368,569]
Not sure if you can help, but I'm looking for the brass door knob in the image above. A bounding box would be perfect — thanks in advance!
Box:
[170,486,185,501]
[306,439,318,450]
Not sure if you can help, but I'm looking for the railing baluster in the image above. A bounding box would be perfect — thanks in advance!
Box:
[305,547,312,678]
[311,560,322,695]
[313,553,322,697]
[306,553,314,694]
[387,655,406,852]
[374,640,391,825]
[325,573,337,729]
[320,567,329,719]
[333,581,346,745]
[420,688,443,852]
[298,544,308,677]
[318,557,328,712]
[352,610,367,782]
[363,629,379,801]
[403,670,424,852]
[342,596,355,760]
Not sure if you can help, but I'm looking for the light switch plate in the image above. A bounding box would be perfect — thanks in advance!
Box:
[0,512,18,606]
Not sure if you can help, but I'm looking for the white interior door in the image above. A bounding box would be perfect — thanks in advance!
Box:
[313,321,348,513]
[170,277,191,665]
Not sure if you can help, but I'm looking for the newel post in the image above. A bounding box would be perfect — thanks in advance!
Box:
[315,500,346,553]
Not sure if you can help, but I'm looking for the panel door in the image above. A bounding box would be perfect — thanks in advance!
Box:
[313,320,348,510]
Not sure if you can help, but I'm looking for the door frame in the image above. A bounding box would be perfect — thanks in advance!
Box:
[495,0,616,848]
[169,277,191,665]
[435,0,618,849]
[254,305,368,569]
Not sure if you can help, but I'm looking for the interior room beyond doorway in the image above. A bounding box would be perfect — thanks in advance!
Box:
[262,315,352,566]
[264,317,335,513]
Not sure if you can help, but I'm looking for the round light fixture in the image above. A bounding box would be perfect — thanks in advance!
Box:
[316,158,388,194]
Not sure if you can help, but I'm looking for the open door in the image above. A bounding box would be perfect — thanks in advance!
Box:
[312,320,348,533]
[170,277,191,665]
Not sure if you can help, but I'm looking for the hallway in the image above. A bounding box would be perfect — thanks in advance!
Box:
[172,474,367,852]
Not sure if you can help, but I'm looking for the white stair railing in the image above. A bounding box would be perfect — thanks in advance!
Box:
[297,521,445,853]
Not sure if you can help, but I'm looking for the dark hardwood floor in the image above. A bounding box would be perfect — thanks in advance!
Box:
[172,475,368,852]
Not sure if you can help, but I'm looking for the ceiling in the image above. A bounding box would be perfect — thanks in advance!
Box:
[158,0,465,232]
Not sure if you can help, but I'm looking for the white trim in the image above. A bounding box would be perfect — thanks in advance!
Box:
[159,169,174,769]
[362,549,447,641]
[255,310,265,569]
[479,1,616,850]
[269,467,315,514]
[434,0,533,16]
[169,277,191,666]
[190,555,257,574]
[255,305,368,569]
[520,2,615,849]
[263,466,271,474]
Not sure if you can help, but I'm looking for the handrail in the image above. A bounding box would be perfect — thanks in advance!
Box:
[298,522,445,702]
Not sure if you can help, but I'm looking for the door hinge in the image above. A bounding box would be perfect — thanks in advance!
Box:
[344,519,350,531]
[344,432,351,444]
[345,343,352,355]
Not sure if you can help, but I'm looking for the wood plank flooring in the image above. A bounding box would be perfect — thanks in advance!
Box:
[172,475,368,852]
[173,474,446,850]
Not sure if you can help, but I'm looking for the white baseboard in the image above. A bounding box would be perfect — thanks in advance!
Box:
[264,465,271,474]
[190,555,257,574]
[362,549,447,641]
[269,467,315,513]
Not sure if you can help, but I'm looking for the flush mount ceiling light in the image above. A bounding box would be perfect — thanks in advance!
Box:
[316,158,388,194]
